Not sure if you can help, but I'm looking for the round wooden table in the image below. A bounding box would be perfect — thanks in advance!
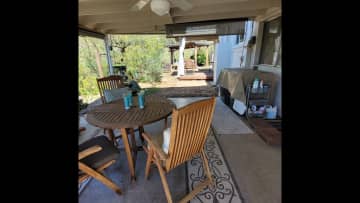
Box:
[86,95,175,180]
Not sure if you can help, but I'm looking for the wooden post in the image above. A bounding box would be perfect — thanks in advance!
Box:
[104,35,114,75]
[170,49,174,64]
[94,47,104,78]
[205,45,209,67]
[194,46,198,70]
[89,39,104,77]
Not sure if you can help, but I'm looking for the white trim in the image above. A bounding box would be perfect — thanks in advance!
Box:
[257,64,281,73]
[79,28,105,39]
[232,42,245,49]
[256,7,281,22]
[177,37,186,77]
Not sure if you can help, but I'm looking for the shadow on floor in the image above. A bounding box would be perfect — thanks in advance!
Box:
[150,86,216,98]
[79,121,187,203]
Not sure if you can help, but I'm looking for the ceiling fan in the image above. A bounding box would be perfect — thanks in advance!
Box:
[130,0,193,16]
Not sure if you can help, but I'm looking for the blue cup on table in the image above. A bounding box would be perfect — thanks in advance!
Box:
[123,93,130,110]
[127,91,133,106]
[138,91,145,109]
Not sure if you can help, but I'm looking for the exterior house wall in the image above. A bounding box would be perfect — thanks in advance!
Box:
[214,14,282,117]
[252,16,282,117]
[213,35,238,84]
[231,21,255,68]
[231,44,243,68]
[214,21,255,84]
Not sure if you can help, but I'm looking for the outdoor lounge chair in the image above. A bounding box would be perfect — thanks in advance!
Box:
[142,97,216,203]
[79,135,122,195]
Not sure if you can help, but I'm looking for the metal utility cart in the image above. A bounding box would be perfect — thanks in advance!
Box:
[245,84,271,119]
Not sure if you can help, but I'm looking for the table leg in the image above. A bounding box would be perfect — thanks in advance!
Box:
[128,128,138,162]
[106,129,118,146]
[120,128,136,181]
[138,126,145,144]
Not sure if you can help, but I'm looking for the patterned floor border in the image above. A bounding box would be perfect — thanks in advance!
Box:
[187,126,244,203]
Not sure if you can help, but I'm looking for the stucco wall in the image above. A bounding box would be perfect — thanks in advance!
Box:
[214,19,282,118]
[231,44,244,68]
[214,35,238,84]
[214,21,255,84]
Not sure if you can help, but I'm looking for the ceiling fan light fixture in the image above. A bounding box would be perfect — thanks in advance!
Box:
[150,0,170,16]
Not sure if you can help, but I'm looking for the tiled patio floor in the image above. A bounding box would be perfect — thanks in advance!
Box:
[79,97,281,203]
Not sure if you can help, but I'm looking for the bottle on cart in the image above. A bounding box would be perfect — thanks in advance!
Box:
[252,78,259,88]
[252,77,259,93]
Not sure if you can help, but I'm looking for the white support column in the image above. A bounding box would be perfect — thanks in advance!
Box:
[177,37,186,77]
[213,42,218,85]
[104,35,114,75]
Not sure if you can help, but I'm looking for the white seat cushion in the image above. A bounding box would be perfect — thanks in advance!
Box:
[162,128,171,154]
[149,127,171,154]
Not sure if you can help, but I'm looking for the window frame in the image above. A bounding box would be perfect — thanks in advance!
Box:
[235,33,245,44]
[259,17,281,68]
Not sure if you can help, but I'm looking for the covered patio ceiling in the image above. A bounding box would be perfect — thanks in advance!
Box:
[79,0,281,35]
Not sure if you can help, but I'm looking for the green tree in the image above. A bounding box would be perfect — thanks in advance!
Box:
[197,50,206,66]
[110,35,167,83]
[79,36,108,102]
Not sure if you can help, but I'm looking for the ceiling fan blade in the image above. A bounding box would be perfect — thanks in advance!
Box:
[130,0,151,11]
[169,0,193,11]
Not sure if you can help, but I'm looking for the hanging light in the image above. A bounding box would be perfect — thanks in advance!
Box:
[150,0,170,16]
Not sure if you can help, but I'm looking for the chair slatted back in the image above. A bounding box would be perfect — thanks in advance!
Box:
[96,75,124,104]
[165,97,216,171]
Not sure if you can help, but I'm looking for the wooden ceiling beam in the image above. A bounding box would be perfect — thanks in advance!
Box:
[80,12,151,24]
[104,26,166,34]
[93,21,169,31]
[87,23,165,33]
[79,1,138,16]
[80,13,172,26]
[172,10,267,24]
[171,1,280,17]
[80,0,281,16]
[78,0,281,33]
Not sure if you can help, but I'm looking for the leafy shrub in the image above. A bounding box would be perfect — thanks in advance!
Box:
[120,35,165,83]
[197,52,206,66]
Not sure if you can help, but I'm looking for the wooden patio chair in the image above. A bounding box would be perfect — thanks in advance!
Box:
[96,75,144,146]
[79,135,122,195]
[163,64,172,73]
[184,59,196,71]
[96,75,125,104]
[142,97,216,203]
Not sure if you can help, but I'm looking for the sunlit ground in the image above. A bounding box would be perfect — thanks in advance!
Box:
[139,66,213,88]
[80,66,214,105]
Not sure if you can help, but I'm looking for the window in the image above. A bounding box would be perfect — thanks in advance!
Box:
[259,17,281,67]
[235,33,244,44]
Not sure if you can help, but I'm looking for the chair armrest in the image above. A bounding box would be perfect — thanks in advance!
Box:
[142,132,169,160]
[79,145,102,160]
